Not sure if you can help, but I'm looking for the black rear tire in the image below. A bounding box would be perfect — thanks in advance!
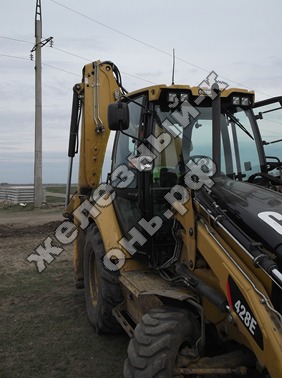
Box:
[84,223,123,334]
[123,306,200,377]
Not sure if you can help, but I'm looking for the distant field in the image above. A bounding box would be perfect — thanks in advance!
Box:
[45,195,65,204]
[45,185,77,194]
[45,185,77,204]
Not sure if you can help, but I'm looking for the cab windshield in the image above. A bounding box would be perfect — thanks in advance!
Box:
[152,103,262,182]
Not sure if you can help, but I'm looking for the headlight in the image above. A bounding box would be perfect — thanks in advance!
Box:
[168,92,189,104]
[232,96,240,106]
[168,93,177,103]
[241,97,250,106]
[232,95,250,106]
[180,93,189,102]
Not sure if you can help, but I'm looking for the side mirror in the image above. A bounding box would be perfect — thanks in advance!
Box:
[108,102,129,131]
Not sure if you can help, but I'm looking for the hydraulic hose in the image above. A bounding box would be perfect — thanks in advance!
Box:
[176,263,229,312]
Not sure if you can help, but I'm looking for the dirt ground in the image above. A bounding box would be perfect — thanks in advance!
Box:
[0,205,128,378]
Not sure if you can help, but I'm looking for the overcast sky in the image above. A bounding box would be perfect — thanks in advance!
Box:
[1,0,282,184]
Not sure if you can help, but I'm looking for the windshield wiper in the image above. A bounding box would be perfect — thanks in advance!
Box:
[263,138,282,145]
[224,108,254,140]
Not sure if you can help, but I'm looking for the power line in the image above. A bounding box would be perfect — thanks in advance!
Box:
[0,36,90,62]
[48,0,274,97]
[0,20,276,99]
[50,47,157,84]
[0,36,32,45]
[49,0,209,73]
[0,53,31,61]
[0,52,81,77]
[120,71,156,85]
[0,46,272,97]
[43,62,80,77]
[0,51,156,84]
[52,46,89,61]
[0,35,157,84]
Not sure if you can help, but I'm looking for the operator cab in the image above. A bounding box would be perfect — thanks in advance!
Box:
[107,85,281,269]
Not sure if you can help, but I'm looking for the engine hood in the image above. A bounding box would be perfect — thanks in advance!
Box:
[198,178,282,255]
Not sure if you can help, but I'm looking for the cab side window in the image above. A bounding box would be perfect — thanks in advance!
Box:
[112,97,144,188]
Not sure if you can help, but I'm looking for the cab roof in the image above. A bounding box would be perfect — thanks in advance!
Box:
[127,84,254,103]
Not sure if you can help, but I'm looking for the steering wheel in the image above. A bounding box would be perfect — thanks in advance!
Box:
[247,172,281,186]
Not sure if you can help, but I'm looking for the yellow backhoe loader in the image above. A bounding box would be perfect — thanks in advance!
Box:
[64,60,282,377]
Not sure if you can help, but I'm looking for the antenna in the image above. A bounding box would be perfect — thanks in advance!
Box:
[171,48,175,85]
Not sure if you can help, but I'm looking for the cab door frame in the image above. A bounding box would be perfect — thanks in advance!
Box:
[253,96,282,176]
[110,94,151,243]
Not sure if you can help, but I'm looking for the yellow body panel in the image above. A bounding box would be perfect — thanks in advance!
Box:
[196,222,282,377]
[78,61,120,189]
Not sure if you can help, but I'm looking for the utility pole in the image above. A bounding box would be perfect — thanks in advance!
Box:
[33,0,43,207]
[31,0,53,207]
